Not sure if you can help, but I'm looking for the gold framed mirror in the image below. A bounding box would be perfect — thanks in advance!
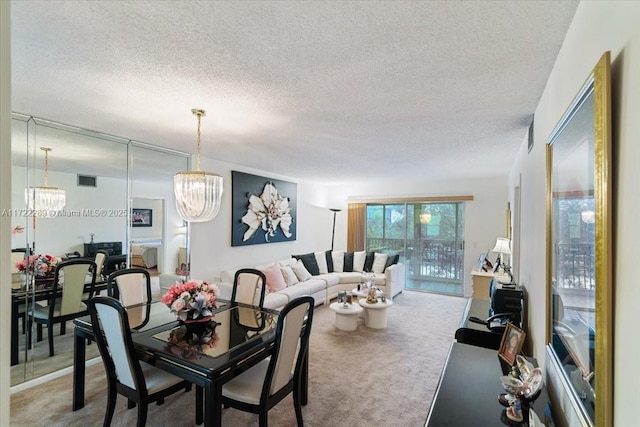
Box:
[546,51,612,427]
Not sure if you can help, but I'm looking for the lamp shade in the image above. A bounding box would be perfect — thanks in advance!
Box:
[491,237,511,255]
[174,171,223,222]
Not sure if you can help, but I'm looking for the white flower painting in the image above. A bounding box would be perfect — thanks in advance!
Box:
[241,182,294,242]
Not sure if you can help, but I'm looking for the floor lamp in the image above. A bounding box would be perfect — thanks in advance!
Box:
[330,208,341,251]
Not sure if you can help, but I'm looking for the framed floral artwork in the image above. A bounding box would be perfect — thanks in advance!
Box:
[231,171,297,246]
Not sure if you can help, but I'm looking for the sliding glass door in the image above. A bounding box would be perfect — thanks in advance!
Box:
[366,202,465,296]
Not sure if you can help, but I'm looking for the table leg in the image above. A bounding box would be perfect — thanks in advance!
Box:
[72,331,87,411]
[11,299,19,366]
[204,381,222,427]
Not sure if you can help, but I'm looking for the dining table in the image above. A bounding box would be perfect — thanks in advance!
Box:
[72,299,308,426]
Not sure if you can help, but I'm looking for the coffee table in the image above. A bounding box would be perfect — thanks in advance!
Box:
[358,298,393,329]
[329,302,363,331]
[352,287,384,299]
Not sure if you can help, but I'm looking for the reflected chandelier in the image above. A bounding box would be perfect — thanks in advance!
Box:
[174,109,224,222]
[25,147,66,217]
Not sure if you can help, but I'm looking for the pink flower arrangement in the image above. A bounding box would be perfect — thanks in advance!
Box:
[15,254,59,277]
[161,280,220,321]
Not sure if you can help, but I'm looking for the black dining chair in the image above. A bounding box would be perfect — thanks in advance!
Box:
[87,296,201,427]
[220,296,315,426]
[27,258,97,357]
[107,268,153,329]
[232,268,267,307]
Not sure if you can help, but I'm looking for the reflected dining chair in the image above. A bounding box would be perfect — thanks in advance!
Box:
[220,296,315,427]
[107,268,153,329]
[88,296,200,427]
[232,268,267,307]
[27,258,97,357]
[94,249,109,281]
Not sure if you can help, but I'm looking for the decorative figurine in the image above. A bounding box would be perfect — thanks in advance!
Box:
[366,286,378,304]
[506,397,524,423]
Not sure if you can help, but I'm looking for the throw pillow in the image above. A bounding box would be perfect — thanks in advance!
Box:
[384,254,400,271]
[331,250,345,272]
[292,252,320,276]
[260,263,287,293]
[314,251,329,274]
[292,260,312,282]
[280,265,299,287]
[325,250,334,273]
[353,251,366,272]
[372,252,389,274]
[364,251,375,272]
[343,252,354,272]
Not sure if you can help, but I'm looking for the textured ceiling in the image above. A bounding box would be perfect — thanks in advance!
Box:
[11,0,579,185]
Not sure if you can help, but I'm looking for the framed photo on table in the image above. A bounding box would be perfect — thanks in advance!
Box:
[498,323,526,366]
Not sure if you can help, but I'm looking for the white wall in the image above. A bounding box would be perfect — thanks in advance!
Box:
[190,158,334,281]
[508,2,640,425]
[340,176,508,297]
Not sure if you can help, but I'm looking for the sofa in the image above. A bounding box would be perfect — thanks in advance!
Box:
[216,250,405,310]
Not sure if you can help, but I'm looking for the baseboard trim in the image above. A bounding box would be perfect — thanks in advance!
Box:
[10,356,102,394]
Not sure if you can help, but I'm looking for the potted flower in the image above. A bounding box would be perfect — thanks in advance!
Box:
[15,254,60,277]
[161,280,220,323]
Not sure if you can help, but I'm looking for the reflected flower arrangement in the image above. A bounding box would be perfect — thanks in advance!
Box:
[241,182,293,242]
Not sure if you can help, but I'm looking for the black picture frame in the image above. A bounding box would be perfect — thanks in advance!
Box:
[131,208,152,227]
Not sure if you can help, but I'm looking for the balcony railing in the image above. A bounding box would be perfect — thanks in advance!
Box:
[555,243,595,290]
[367,238,463,283]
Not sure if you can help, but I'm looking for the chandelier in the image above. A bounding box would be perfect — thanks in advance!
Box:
[25,147,66,217]
[174,109,224,222]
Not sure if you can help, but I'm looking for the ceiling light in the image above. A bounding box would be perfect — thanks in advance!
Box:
[25,147,66,217]
[174,109,224,222]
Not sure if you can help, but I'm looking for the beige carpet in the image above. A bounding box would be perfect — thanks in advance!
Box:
[10,290,468,427]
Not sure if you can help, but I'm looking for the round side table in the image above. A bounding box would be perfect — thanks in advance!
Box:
[358,298,393,329]
[329,302,363,331]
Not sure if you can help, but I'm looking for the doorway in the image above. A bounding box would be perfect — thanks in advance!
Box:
[365,202,465,296]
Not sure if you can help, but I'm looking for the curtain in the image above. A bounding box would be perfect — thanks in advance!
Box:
[347,203,365,251]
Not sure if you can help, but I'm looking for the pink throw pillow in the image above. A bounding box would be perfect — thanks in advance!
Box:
[261,263,287,293]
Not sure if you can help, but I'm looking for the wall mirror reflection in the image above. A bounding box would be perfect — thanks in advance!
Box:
[10,114,190,387]
[546,52,612,427]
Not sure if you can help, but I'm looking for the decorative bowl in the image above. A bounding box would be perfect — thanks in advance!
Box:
[500,375,523,394]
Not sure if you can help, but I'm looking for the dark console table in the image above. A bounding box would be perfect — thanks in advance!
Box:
[83,241,122,257]
[425,342,553,426]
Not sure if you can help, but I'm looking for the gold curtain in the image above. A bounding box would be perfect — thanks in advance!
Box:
[347,203,365,251]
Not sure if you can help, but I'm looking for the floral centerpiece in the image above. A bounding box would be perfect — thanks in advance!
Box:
[161,280,220,322]
[15,254,59,277]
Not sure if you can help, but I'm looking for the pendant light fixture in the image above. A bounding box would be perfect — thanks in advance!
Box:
[25,147,66,217]
[174,109,224,222]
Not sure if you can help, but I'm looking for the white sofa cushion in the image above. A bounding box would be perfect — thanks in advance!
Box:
[331,251,344,272]
[372,253,388,274]
[263,292,289,310]
[315,251,329,274]
[280,265,299,287]
[278,278,326,300]
[316,273,340,287]
[291,260,312,282]
[336,272,364,284]
[353,251,366,272]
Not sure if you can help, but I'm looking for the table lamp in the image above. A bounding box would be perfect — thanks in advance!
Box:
[491,237,511,272]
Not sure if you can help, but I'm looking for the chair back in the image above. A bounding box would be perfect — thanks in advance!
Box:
[232,268,266,307]
[88,296,144,392]
[107,268,152,329]
[94,250,109,279]
[54,259,96,316]
[264,296,314,398]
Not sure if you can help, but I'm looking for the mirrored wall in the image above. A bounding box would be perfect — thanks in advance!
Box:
[10,113,190,386]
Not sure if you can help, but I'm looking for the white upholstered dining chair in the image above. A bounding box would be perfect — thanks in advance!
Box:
[87,296,200,427]
[220,296,315,426]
